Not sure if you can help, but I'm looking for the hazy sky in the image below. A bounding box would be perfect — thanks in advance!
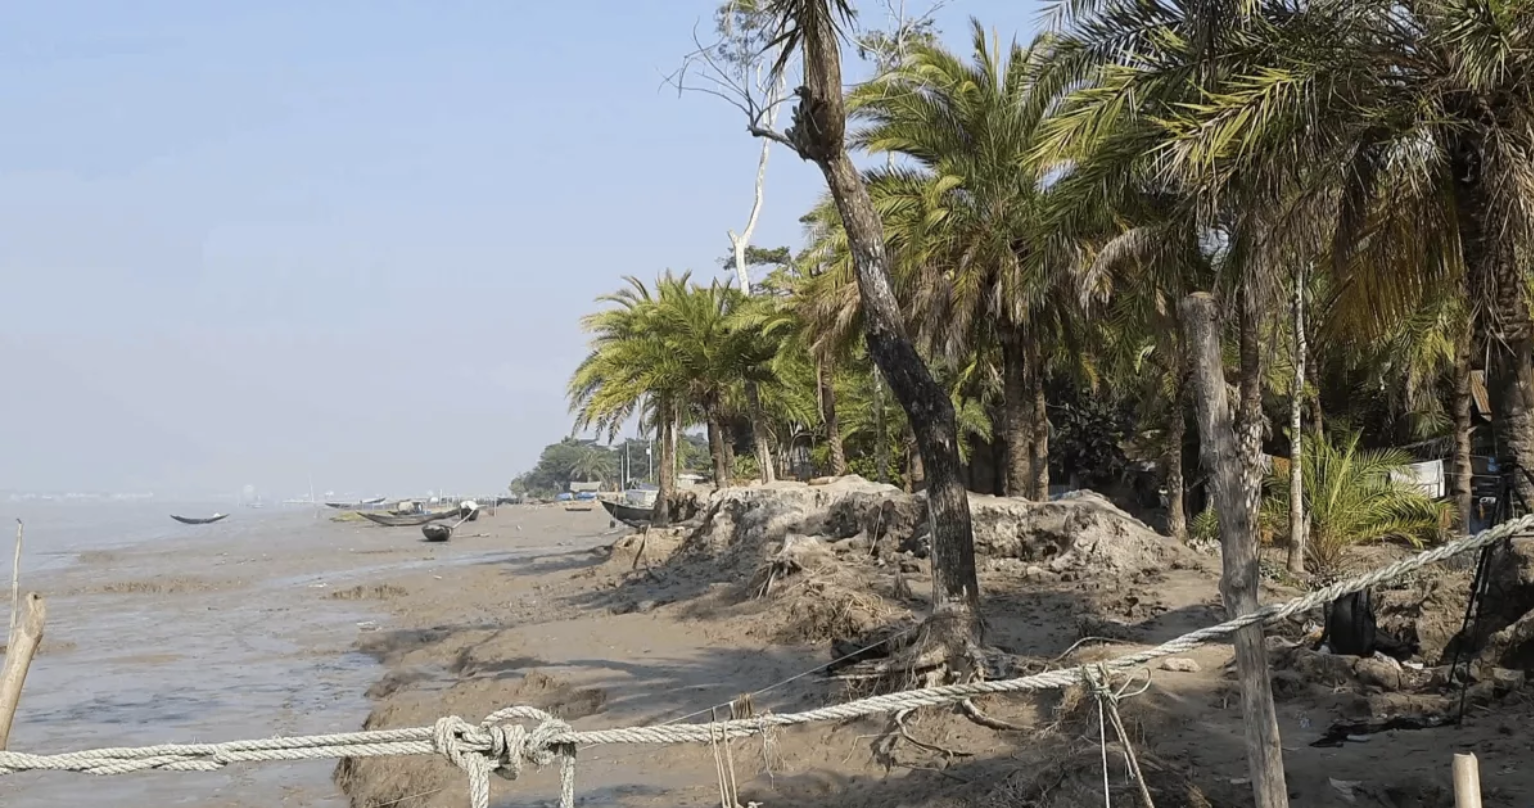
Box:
[0,0,1045,498]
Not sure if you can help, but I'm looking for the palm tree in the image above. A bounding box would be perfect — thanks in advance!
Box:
[1155,0,1534,506]
[847,20,1060,499]
[1261,431,1450,573]
[568,275,688,523]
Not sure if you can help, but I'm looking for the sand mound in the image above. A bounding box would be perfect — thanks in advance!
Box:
[673,479,1185,585]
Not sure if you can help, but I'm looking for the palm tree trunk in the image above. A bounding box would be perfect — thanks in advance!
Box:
[1001,329,1033,498]
[745,381,776,483]
[1287,265,1308,574]
[781,13,980,630]
[1165,379,1188,542]
[1182,292,1289,808]
[1027,337,1051,501]
[873,369,890,482]
[1237,279,1266,518]
[819,356,848,475]
[652,405,678,527]
[722,421,737,480]
[1451,330,1474,537]
[706,411,730,490]
[1457,151,1534,511]
[1306,359,1324,437]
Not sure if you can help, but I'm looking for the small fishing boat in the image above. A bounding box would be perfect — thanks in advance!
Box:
[358,510,458,527]
[599,498,652,528]
[421,523,453,542]
[170,513,229,525]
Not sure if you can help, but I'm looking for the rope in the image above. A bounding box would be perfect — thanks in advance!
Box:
[3,512,1530,808]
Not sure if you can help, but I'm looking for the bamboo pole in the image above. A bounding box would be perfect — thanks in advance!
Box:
[9,520,22,641]
[1453,753,1482,808]
[1181,293,1289,808]
[0,591,46,749]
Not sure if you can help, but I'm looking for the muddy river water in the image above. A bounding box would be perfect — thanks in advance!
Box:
[3,500,499,808]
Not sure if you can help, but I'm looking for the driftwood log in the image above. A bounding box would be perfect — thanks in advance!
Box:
[0,591,45,749]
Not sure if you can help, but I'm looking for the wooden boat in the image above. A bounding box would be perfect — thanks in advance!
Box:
[358,510,457,527]
[600,498,652,528]
[170,513,229,525]
[421,523,453,542]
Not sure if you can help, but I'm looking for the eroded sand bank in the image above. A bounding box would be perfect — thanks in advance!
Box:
[335,485,1534,808]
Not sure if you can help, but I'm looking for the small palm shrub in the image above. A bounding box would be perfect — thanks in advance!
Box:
[1187,432,1448,573]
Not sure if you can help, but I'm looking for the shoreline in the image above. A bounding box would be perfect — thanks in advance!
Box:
[10,491,1533,807]
[333,483,1534,808]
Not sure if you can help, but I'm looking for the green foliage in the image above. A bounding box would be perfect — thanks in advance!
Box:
[1264,432,1449,573]
[1193,433,1450,572]
[510,439,619,498]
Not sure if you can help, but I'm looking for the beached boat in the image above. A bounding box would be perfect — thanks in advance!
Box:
[170,513,229,525]
[599,498,652,528]
[421,523,453,542]
[358,510,457,527]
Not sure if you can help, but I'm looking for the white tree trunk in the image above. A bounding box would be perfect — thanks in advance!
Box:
[1287,264,1308,575]
[726,67,787,293]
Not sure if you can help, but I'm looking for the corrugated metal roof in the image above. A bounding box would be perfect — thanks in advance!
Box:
[1471,370,1492,419]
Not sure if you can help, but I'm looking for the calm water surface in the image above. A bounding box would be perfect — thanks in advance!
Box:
[2,500,398,807]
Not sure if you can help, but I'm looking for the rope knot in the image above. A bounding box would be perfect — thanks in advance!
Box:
[432,707,577,808]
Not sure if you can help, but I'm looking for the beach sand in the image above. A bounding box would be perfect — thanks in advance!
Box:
[11,496,1534,808]
[329,497,1534,808]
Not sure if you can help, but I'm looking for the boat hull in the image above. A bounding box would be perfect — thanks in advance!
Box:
[170,514,228,525]
[600,499,653,528]
[359,510,456,527]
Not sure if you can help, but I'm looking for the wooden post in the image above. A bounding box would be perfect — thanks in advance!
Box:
[0,591,45,749]
[1453,753,1482,808]
[1180,292,1289,807]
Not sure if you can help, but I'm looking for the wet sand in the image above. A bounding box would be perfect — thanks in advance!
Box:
[6,504,590,808]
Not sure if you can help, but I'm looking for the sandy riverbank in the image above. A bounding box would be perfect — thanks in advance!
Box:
[332,484,1534,808]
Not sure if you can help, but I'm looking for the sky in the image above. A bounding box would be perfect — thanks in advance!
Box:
[0,0,1048,499]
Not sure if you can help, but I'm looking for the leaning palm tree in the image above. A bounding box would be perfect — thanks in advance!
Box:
[749,0,982,654]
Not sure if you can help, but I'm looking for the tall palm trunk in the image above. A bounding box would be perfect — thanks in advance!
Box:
[1001,328,1034,497]
[706,410,730,490]
[1457,148,1534,510]
[1165,375,1188,542]
[652,405,678,527]
[1287,265,1308,574]
[1237,279,1266,516]
[1451,330,1474,536]
[1306,359,1324,437]
[745,382,777,483]
[873,369,890,482]
[1026,337,1050,500]
[819,356,848,475]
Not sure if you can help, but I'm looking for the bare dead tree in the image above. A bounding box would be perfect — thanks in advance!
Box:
[665,1,798,483]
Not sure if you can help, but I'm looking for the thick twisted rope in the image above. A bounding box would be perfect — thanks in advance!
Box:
[3,512,1529,808]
